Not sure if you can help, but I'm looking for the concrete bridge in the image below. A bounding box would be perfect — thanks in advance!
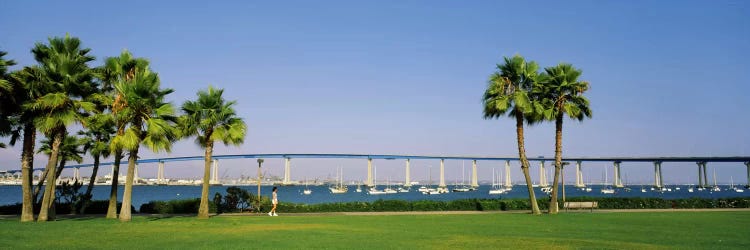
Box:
[3,154,750,188]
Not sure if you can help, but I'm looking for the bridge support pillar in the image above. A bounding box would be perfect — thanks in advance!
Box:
[539,161,548,187]
[504,160,512,188]
[157,161,165,184]
[404,159,411,187]
[283,158,291,185]
[366,158,373,187]
[575,161,585,188]
[696,162,705,188]
[745,162,750,188]
[653,161,662,188]
[134,164,139,184]
[211,159,219,184]
[439,159,446,188]
[471,160,478,188]
[613,161,624,188]
[703,164,708,187]
[73,167,80,181]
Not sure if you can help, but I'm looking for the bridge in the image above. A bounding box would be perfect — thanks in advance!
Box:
[2,154,750,188]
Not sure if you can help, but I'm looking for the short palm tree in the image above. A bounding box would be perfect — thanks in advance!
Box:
[34,133,84,217]
[180,86,247,219]
[537,63,592,214]
[112,68,177,222]
[78,111,115,214]
[27,35,96,221]
[482,55,543,215]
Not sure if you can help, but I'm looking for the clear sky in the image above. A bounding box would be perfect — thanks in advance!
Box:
[1,0,749,185]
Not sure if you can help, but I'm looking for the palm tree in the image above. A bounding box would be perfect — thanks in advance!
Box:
[0,51,16,149]
[100,50,150,219]
[0,51,14,97]
[28,35,96,221]
[482,55,543,215]
[4,66,50,222]
[537,63,592,214]
[35,134,85,207]
[78,112,115,214]
[112,68,177,222]
[180,86,247,219]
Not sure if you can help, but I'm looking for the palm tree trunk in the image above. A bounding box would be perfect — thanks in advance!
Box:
[20,125,35,222]
[106,150,122,219]
[549,115,564,214]
[516,112,540,215]
[48,160,66,217]
[80,155,100,214]
[198,139,213,219]
[38,129,64,222]
[33,166,50,204]
[119,147,138,222]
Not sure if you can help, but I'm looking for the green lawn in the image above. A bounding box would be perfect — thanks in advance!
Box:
[1,211,748,249]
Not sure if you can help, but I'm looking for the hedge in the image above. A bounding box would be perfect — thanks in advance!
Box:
[0,200,135,215]
[3,197,749,215]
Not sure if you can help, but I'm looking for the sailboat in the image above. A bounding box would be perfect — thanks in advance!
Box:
[355,183,362,193]
[489,168,505,195]
[368,165,386,195]
[453,163,472,192]
[421,166,442,195]
[303,177,312,195]
[732,176,744,193]
[329,167,348,194]
[601,167,615,194]
[711,168,721,192]
[383,177,398,194]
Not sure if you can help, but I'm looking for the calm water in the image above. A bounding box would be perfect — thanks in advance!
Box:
[1,184,748,208]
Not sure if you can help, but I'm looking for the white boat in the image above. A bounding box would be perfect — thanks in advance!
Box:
[329,167,348,194]
[731,176,744,192]
[417,186,429,192]
[302,177,312,195]
[397,187,410,193]
[421,166,446,195]
[711,169,721,192]
[383,178,397,194]
[355,184,362,193]
[489,168,505,195]
[452,161,474,192]
[688,187,694,192]
[368,187,387,195]
[601,167,615,194]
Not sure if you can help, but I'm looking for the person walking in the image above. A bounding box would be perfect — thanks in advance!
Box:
[268,186,278,216]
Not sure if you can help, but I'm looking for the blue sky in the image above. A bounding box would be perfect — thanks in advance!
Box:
[1,1,749,184]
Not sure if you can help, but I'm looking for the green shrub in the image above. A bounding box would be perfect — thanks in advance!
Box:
[139,198,216,214]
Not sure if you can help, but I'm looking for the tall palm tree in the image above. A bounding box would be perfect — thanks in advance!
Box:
[100,50,150,219]
[28,35,96,221]
[78,111,115,214]
[180,86,247,219]
[112,68,177,222]
[537,63,592,214]
[5,66,50,222]
[482,55,543,215]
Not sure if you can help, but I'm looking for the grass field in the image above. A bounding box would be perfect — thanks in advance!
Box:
[1,211,749,249]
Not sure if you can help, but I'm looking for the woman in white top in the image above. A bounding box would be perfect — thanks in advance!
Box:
[269,186,278,216]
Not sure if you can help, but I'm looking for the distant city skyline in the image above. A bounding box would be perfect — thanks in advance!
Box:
[1,1,749,184]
